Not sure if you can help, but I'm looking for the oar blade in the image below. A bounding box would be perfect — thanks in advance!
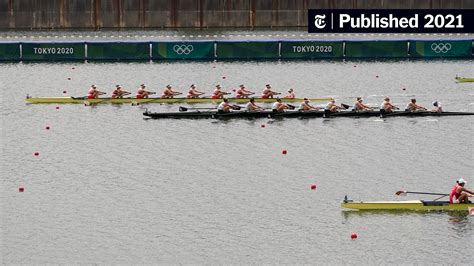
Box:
[395,190,408,196]
[179,106,188,112]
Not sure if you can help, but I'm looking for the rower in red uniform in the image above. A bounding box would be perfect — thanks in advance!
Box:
[161,85,182,99]
[235,84,254,98]
[136,84,155,99]
[449,178,473,204]
[211,85,229,99]
[187,84,205,98]
[284,88,296,99]
[261,84,280,99]
[111,85,131,99]
[87,85,106,99]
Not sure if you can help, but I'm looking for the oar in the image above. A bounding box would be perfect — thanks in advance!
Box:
[287,104,296,110]
[179,106,216,112]
[395,190,448,196]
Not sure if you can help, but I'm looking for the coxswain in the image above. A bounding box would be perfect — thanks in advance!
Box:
[298,98,320,111]
[111,85,131,99]
[285,88,296,99]
[161,85,182,99]
[87,85,106,99]
[405,98,427,111]
[353,97,373,111]
[432,101,443,113]
[246,98,264,112]
[187,84,205,98]
[235,84,254,98]
[136,84,155,99]
[449,178,473,204]
[217,98,235,113]
[272,98,289,113]
[261,84,280,99]
[380,97,398,113]
[211,85,229,99]
[325,99,344,113]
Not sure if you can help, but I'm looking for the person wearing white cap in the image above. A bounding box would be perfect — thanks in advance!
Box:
[87,84,106,99]
[449,178,473,204]
[432,101,443,113]
[261,84,281,99]
[284,88,296,99]
[211,84,230,99]
[187,84,205,98]
[111,85,131,99]
[235,84,254,98]
[161,84,182,99]
[136,84,156,99]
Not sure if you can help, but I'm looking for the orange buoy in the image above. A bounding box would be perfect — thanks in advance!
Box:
[282,150,287,155]
[351,233,358,239]
[19,187,24,192]
[311,184,317,190]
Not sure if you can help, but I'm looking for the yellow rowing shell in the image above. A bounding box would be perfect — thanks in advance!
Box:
[25,97,334,104]
[341,200,474,211]
[455,77,474,83]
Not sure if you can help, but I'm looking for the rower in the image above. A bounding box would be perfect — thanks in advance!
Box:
[136,84,155,99]
[246,98,264,112]
[272,98,289,113]
[187,84,205,98]
[298,98,320,111]
[161,85,182,99]
[325,99,344,113]
[284,88,296,99]
[405,98,427,112]
[111,85,131,99]
[380,97,398,113]
[87,85,106,99]
[261,84,280,99]
[432,101,443,113]
[211,84,230,99]
[449,178,473,204]
[353,97,373,111]
[235,84,254,98]
[217,98,235,113]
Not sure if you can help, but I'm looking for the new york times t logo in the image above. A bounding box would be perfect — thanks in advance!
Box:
[314,14,327,29]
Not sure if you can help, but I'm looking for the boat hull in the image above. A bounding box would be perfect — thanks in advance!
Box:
[341,200,474,211]
[455,77,474,83]
[143,110,474,119]
[25,97,333,104]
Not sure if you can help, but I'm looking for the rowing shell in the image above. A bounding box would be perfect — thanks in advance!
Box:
[25,96,333,104]
[455,77,474,83]
[342,200,474,211]
[143,110,474,119]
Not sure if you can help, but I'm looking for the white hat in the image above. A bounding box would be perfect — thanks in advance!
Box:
[457,178,467,184]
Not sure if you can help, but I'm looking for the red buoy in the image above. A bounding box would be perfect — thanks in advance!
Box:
[282,150,287,155]
[311,184,317,190]
[353,65,357,67]
[72,67,75,70]
[63,90,67,94]
[351,233,358,239]
[375,75,379,78]
[55,106,60,110]
[45,126,50,130]
[67,77,71,80]
[402,88,406,91]
[19,187,24,192]
[34,152,39,156]
[261,124,266,128]
[222,76,226,79]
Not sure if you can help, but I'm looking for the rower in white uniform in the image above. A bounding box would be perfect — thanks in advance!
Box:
[298,98,321,111]
[272,98,289,112]
[405,98,427,111]
[217,98,235,113]
[246,98,264,111]
[380,97,398,113]
[353,97,373,111]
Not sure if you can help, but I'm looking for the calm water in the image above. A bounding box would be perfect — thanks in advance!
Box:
[1,58,473,264]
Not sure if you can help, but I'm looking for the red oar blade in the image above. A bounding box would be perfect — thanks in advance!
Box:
[395,190,408,196]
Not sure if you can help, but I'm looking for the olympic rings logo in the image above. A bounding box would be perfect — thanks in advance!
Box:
[173,44,194,55]
[430,43,452,53]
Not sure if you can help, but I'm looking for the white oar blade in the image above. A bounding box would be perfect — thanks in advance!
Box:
[469,207,474,216]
